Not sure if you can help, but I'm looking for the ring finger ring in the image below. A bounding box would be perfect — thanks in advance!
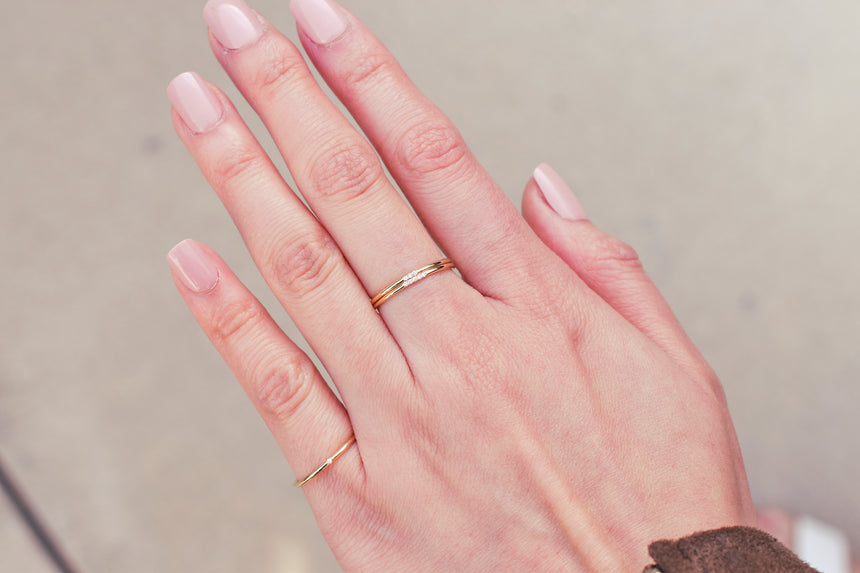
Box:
[370,258,456,310]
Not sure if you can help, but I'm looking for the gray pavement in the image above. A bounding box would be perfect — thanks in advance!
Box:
[0,488,54,573]
[2,0,858,571]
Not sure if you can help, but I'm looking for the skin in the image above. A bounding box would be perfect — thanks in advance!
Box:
[168,2,756,571]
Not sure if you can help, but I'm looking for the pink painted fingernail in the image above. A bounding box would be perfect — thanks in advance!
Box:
[290,0,348,45]
[533,163,588,221]
[167,72,224,134]
[168,239,221,293]
[203,0,263,50]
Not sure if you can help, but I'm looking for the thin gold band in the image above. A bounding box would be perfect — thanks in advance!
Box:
[294,435,356,488]
[370,258,456,310]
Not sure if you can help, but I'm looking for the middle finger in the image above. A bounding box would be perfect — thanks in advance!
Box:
[203,0,464,318]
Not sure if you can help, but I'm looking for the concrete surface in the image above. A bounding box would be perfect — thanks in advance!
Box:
[0,486,54,573]
[2,0,858,571]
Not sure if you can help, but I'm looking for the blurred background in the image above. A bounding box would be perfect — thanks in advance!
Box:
[2,0,858,571]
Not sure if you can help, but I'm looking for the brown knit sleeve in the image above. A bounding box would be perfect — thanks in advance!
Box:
[642,526,821,573]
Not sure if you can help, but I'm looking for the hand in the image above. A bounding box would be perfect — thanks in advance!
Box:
[166,0,756,570]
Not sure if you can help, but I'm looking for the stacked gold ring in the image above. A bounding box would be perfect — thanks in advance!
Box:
[370,258,456,310]
[296,259,456,487]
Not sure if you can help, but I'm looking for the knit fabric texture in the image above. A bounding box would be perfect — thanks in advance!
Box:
[643,526,821,573]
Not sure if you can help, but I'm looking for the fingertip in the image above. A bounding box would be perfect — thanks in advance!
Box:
[290,0,349,46]
[532,162,588,222]
[521,175,541,215]
[203,0,265,51]
[166,72,225,135]
[167,238,222,294]
[521,166,587,246]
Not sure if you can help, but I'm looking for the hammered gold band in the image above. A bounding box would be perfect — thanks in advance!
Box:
[370,258,456,310]
[294,435,356,488]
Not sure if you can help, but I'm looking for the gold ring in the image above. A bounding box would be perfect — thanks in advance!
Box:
[370,258,456,310]
[294,435,356,488]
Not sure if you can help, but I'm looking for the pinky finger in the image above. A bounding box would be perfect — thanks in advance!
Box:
[166,239,360,497]
[522,165,714,385]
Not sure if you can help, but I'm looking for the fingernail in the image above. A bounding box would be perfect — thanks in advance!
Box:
[203,0,263,50]
[167,72,224,134]
[168,239,221,293]
[533,163,588,221]
[290,0,348,45]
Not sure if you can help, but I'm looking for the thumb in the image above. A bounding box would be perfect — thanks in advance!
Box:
[522,163,712,380]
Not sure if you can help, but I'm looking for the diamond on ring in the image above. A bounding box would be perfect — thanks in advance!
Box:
[370,259,456,310]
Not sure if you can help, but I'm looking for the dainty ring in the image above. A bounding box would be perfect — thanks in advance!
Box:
[294,435,356,488]
[371,258,456,310]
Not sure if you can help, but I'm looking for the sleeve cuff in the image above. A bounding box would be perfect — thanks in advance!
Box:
[643,526,821,573]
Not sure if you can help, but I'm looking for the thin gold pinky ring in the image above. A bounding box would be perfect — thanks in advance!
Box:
[294,435,356,488]
[370,258,456,310]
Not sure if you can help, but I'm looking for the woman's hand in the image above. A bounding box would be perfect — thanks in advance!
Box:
[166,0,755,570]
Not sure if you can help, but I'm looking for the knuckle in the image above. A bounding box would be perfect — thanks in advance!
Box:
[210,143,267,190]
[340,51,392,91]
[585,234,643,275]
[251,46,307,96]
[209,298,265,347]
[427,294,507,386]
[306,138,386,202]
[252,357,317,422]
[269,230,341,295]
[396,120,469,178]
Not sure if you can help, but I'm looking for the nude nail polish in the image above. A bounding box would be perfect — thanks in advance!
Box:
[167,72,224,134]
[290,0,348,45]
[203,0,263,50]
[533,163,588,221]
[168,239,220,293]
